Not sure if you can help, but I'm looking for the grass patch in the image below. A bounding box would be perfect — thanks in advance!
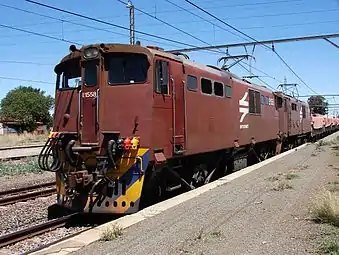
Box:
[266,174,282,182]
[320,241,339,255]
[0,133,46,147]
[318,227,339,255]
[272,180,293,191]
[285,173,299,180]
[312,191,339,227]
[99,224,123,241]
[0,157,42,177]
[210,231,221,237]
[327,182,339,193]
[195,229,204,240]
[317,140,332,148]
[298,165,309,170]
[267,172,299,182]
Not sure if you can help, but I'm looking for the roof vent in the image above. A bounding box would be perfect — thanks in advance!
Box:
[146,46,164,51]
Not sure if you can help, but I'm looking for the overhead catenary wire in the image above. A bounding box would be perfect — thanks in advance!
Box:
[2,0,290,91]
[7,1,337,32]
[0,23,82,46]
[117,0,219,47]
[0,60,53,66]
[183,0,318,95]
[24,0,211,48]
[0,3,187,50]
[21,0,282,90]
[165,0,283,85]
[140,19,339,37]
[117,0,283,86]
[163,0,249,42]
[0,76,54,84]
[189,0,302,6]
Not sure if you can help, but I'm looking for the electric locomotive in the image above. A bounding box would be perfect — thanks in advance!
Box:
[39,42,331,217]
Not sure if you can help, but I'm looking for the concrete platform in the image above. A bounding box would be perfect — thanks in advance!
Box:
[31,132,339,255]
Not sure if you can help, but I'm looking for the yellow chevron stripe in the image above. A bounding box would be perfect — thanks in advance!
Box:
[106,148,149,178]
[114,175,145,213]
[61,148,150,214]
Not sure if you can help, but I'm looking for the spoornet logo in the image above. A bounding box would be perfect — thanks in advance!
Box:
[239,91,249,129]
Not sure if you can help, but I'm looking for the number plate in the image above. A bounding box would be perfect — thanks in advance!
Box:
[82,91,97,98]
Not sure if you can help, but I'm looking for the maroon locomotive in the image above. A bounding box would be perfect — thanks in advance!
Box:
[39,43,334,217]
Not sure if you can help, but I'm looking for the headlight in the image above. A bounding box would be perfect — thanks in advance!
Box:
[84,47,99,59]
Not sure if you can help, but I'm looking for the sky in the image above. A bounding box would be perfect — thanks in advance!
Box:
[0,0,338,114]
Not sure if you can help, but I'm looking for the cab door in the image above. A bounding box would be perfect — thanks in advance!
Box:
[80,60,100,145]
[152,58,173,157]
[275,95,288,135]
[171,61,186,155]
[152,58,185,157]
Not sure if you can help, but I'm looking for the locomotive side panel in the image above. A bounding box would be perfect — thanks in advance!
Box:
[236,82,279,145]
[301,103,312,134]
[99,52,154,148]
[287,99,311,137]
[53,89,79,133]
[288,98,301,136]
[184,66,236,154]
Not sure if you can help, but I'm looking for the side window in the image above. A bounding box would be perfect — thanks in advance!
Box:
[265,96,269,105]
[225,85,232,98]
[275,96,283,109]
[292,103,297,111]
[249,89,261,114]
[214,81,224,97]
[261,95,265,105]
[302,105,306,118]
[155,60,169,94]
[187,75,197,91]
[255,91,261,114]
[201,78,212,94]
[249,89,255,113]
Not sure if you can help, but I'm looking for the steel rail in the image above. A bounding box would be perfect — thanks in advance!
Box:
[0,182,56,206]
[0,182,55,197]
[0,145,44,160]
[0,144,45,151]
[0,213,77,248]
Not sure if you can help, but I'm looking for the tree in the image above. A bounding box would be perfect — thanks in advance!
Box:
[0,86,54,132]
[307,95,328,115]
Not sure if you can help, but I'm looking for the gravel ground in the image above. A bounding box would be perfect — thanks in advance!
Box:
[72,135,339,255]
[0,169,55,192]
[0,195,56,236]
[0,224,90,255]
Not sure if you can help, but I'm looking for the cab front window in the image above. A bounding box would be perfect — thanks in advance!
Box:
[55,57,81,90]
[106,53,149,85]
[83,61,97,87]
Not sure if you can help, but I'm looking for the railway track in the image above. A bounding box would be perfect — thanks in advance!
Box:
[0,144,44,160]
[0,182,56,206]
[0,213,77,249]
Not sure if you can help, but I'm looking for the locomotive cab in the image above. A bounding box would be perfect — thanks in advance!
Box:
[42,44,156,216]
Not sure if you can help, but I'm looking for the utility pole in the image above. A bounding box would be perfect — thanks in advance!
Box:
[126,0,135,45]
